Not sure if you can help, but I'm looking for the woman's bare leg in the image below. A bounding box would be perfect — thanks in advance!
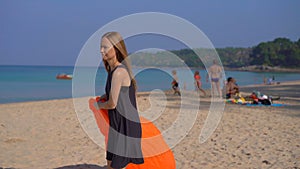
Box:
[211,82,216,96]
[107,160,112,169]
[199,88,206,96]
[216,81,222,98]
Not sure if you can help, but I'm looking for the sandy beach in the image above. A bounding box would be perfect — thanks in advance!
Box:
[1,81,299,169]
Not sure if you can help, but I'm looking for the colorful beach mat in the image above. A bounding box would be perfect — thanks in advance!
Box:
[245,103,286,107]
[226,99,286,107]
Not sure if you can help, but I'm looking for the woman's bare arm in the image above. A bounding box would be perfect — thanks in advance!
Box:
[96,68,130,110]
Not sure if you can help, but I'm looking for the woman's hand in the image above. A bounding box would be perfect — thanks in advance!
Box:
[99,94,107,101]
[94,101,100,110]
[89,98,98,111]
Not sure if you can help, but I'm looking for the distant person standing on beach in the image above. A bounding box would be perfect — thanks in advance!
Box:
[267,77,274,85]
[95,32,144,169]
[263,76,267,85]
[171,70,181,96]
[194,71,206,96]
[206,59,223,98]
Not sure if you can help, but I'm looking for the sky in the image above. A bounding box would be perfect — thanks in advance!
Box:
[0,0,299,66]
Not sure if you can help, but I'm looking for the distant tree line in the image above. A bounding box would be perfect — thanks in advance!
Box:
[130,38,300,68]
[250,38,300,67]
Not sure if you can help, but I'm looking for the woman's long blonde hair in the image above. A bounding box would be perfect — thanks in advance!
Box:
[101,32,137,91]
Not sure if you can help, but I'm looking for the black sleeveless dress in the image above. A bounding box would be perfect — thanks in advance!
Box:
[105,65,144,168]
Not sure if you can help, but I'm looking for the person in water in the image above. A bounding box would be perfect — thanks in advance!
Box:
[95,32,144,169]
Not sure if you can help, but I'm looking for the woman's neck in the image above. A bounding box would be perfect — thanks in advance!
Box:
[108,59,120,70]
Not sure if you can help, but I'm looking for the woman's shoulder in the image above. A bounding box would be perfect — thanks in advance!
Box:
[113,65,130,80]
[114,65,127,75]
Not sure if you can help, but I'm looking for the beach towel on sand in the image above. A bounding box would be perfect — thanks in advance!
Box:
[226,99,286,107]
[245,103,285,107]
[89,97,176,169]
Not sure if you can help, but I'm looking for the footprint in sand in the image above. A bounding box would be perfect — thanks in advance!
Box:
[4,137,25,144]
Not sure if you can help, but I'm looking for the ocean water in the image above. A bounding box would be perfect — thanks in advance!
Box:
[0,65,299,104]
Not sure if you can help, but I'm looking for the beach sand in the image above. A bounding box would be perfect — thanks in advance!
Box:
[0,81,299,169]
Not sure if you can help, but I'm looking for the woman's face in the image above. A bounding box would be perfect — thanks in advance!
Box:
[100,37,116,61]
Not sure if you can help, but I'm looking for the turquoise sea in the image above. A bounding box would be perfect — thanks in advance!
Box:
[0,65,299,104]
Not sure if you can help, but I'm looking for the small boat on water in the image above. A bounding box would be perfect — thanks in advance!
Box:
[56,74,72,80]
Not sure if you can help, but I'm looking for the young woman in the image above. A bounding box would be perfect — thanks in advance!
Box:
[95,32,144,169]
[194,71,206,97]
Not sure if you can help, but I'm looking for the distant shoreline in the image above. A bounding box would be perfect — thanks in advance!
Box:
[2,64,300,73]
[224,65,300,73]
[1,80,300,105]
[132,65,300,73]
